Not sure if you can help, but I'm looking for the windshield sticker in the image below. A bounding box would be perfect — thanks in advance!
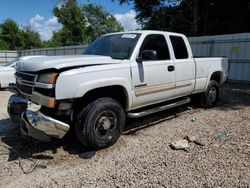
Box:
[121,34,137,39]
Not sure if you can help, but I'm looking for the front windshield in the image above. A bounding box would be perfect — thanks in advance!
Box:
[83,33,141,60]
[3,58,18,67]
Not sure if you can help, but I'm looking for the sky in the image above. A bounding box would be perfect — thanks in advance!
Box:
[0,0,139,40]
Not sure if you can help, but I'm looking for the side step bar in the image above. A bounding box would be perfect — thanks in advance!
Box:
[127,97,191,118]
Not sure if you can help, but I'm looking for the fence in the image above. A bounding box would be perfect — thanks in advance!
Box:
[1,33,250,82]
[0,51,19,64]
[20,45,86,56]
[0,45,86,64]
[189,33,250,82]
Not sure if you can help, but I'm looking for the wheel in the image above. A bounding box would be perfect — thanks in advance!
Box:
[75,97,125,149]
[199,80,219,108]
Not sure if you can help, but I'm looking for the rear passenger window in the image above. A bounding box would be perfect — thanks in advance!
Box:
[170,36,188,59]
[140,34,170,60]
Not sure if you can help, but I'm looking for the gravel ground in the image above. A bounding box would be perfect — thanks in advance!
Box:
[0,83,249,188]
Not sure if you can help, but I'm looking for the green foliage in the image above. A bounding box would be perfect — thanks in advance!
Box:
[0,19,23,50]
[21,26,42,49]
[117,0,250,36]
[53,0,86,45]
[81,4,124,43]
[43,29,67,47]
[50,1,124,46]
[0,38,8,50]
[0,1,124,50]
[0,19,42,50]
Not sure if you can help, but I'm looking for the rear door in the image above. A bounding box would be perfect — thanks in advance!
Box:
[169,35,195,97]
[131,34,176,108]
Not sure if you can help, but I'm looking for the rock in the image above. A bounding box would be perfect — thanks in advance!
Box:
[170,140,189,150]
[193,139,205,146]
[183,135,205,146]
[213,143,219,147]
[191,117,197,122]
[183,135,197,142]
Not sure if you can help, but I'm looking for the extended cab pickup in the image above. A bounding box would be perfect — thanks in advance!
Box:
[8,30,228,149]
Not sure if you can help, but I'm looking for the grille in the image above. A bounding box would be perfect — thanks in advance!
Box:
[16,71,36,82]
[15,71,37,97]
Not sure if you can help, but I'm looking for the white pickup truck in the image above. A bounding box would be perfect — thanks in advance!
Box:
[8,30,228,149]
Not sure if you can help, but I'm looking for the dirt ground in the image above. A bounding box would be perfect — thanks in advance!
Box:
[0,83,249,188]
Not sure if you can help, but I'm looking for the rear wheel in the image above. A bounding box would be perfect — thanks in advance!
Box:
[198,80,219,108]
[75,97,125,149]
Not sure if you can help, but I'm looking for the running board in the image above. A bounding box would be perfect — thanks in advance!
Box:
[127,97,191,118]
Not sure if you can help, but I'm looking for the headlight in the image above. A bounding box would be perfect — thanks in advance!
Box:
[37,73,57,84]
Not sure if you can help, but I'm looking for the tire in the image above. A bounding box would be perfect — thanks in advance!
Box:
[75,97,125,149]
[199,80,219,108]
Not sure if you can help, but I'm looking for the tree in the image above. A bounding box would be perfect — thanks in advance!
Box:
[52,1,124,46]
[81,4,124,43]
[53,0,86,45]
[117,0,250,36]
[21,26,42,49]
[0,38,8,50]
[0,19,23,50]
[0,19,42,50]
[43,29,65,47]
[0,26,8,50]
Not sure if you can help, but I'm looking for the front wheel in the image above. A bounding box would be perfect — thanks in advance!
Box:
[199,80,219,108]
[75,97,125,149]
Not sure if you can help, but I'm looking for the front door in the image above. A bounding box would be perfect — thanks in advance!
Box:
[131,34,176,109]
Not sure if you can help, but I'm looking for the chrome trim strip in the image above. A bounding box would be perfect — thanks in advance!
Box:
[20,82,34,87]
[134,80,193,96]
[15,75,35,85]
[34,82,54,89]
[16,70,37,77]
[135,83,175,96]
[175,80,193,88]
[128,97,191,118]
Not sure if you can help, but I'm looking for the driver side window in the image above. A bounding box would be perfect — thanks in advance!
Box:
[139,34,170,61]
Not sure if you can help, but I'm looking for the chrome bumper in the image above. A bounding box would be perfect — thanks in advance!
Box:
[21,109,70,142]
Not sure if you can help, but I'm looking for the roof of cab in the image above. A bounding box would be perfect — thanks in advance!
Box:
[103,30,185,37]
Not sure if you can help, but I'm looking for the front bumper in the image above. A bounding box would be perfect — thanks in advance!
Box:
[21,109,70,142]
[8,93,70,142]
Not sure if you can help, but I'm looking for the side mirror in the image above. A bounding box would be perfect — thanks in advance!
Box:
[136,50,158,63]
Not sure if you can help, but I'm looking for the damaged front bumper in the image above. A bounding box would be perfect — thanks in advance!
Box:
[21,109,70,142]
[8,94,70,142]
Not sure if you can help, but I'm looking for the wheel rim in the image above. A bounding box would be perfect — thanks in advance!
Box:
[94,110,117,139]
[208,87,217,103]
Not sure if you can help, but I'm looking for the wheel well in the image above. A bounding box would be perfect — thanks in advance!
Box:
[73,85,128,115]
[210,72,222,83]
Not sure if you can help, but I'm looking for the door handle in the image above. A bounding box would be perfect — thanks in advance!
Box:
[168,65,175,72]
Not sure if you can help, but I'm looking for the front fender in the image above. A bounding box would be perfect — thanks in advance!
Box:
[74,78,132,108]
[55,67,133,109]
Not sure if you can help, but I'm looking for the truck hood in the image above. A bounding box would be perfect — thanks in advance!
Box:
[16,55,121,72]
